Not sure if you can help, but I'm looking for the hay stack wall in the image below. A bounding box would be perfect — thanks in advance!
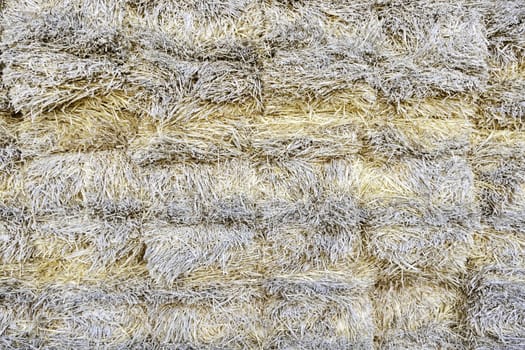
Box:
[0,0,524,349]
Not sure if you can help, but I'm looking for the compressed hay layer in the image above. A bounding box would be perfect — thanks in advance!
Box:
[0,262,375,349]
[359,156,477,281]
[470,131,525,228]
[467,267,525,349]
[374,278,466,349]
[128,111,362,165]
[1,0,264,121]
[475,65,525,129]
[263,265,376,349]
[0,0,524,349]
[469,227,525,268]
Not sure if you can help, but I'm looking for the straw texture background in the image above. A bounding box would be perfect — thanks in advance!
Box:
[0,0,524,349]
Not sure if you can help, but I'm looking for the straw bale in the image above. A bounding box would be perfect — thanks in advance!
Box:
[149,298,264,349]
[15,92,137,157]
[262,1,381,104]
[371,0,488,101]
[250,113,361,161]
[125,52,262,121]
[35,282,149,349]
[2,47,125,117]
[0,117,20,184]
[143,222,259,284]
[30,213,143,269]
[367,224,472,278]
[263,223,362,272]
[0,278,38,350]
[374,279,466,349]
[21,150,143,215]
[365,116,473,158]
[469,227,525,268]
[469,0,525,64]
[470,131,525,223]
[263,265,376,349]
[467,267,525,349]
[360,156,477,227]
[476,77,525,129]
[359,156,476,280]
[128,117,247,166]
[2,0,127,58]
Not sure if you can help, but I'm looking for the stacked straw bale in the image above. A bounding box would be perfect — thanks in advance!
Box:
[0,0,524,349]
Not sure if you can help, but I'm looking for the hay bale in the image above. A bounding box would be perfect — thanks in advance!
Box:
[360,156,476,226]
[263,223,362,272]
[486,181,525,233]
[146,268,265,348]
[0,260,150,349]
[262,0,381,108]
[250,113,361,161]
[467,267,525,349]
[125,52,262,121]
[1,0,126,116]
[124,0,264,121]
[263,265,375,349]
[30,213,143,269]
[149,298,264,349]
[476,75,525,129]
[141,159,260,223]
[368,224,472,279]
[0,277,37,349]
[15,93,138,157]
[466,227,525,348]
[2,47,125,117]
[471,0,525,64]
[359,156,477,280]
[469,227,525,268]
[374,279,466,349]
[143,222,258,284]
[2,0,128,58]
[0,117,21,185]
[21,150,143,215]
[372,0,488,101]
[470,130,525,223]
[365,116,472,158]
[0,205,32,265]
[258,159,365,269]
[35,282,149,349]
[128,117,247,165]
[146,271,265,349]
[127,0,264,44]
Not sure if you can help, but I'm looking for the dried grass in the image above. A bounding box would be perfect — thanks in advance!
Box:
[358,156,477,284]
[15,92,138,157]
[374,278,466,349]
[467,267,525,349]
[20,150,143,215]
[264,265,375,349]
[365,116,473,158]
[143,222,259,284]
[0,0,523,348]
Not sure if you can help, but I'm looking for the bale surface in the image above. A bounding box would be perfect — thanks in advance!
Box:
[0,0,524,349]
